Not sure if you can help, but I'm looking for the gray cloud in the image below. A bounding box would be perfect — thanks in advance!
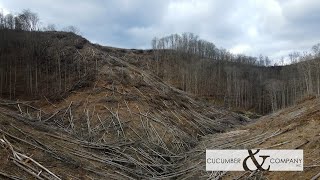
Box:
[1,0,319,61]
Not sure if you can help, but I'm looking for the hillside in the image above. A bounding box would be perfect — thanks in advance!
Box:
[0,30,249,179]
[177,96,320,179]
[0,30,319,180]
[149,33,320,115]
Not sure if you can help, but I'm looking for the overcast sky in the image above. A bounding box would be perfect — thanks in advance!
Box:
[1,0,319,62]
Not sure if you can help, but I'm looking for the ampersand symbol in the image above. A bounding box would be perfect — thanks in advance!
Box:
[243,149,270,171]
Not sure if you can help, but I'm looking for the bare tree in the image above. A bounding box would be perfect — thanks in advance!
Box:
[0,11,4,29]
[13,9,39,31]
[312,43,320,57]
[63,25,79,34]
[29,11,39,31]
[43,24,56,31]
[4,14,15,29]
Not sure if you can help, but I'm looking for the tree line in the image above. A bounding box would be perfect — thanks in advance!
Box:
[0,9,95,100]
[0,9,79,33]
[152,33,272,67]
[151,33,320,114]
[1,8,319,113]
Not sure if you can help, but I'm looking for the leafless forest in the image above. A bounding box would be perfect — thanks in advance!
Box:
[151,33,320,113]
[1,10,320,114]
[0,9,319,180]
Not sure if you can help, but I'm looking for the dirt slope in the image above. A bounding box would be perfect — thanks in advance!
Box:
[2,31,317,180]
[0,31,249,179]
[177,97,320,179]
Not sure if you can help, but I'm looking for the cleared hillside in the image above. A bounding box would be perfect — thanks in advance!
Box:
[177,96,320,179]
[0,30,249,179]
[1,30,319,180]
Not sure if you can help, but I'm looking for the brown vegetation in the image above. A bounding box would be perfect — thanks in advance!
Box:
[176,97,320,179]
[0,10,319,179]
[0,30,248,179]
